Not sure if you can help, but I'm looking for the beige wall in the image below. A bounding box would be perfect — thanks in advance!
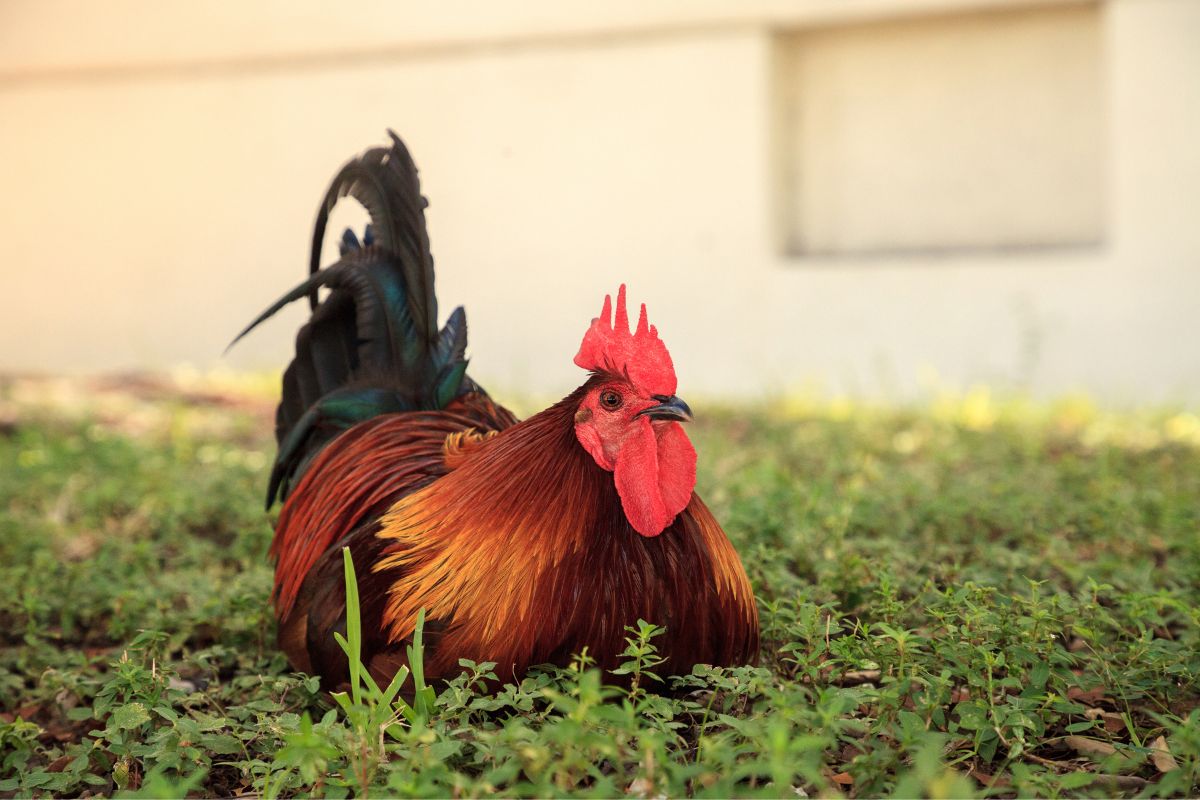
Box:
[778,4,1104,254]
[2,0,1198,402]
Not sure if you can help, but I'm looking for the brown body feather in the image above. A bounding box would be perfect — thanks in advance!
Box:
[272,378,758,690]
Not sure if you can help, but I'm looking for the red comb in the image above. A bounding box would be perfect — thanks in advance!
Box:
[574,285,677,396]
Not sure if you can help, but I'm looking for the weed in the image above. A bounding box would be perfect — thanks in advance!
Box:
[1,379,1198,796]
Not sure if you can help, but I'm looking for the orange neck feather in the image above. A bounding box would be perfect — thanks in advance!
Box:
[374,383,603,642]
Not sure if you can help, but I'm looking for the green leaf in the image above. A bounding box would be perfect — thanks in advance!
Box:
[109,702,150,730]
[152,705,179,723]
[1059,771,1096,789]
[200,733,243,755]
[1029,662,1050,688]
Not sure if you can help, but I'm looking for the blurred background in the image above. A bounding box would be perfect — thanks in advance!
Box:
[2,0,1197,402]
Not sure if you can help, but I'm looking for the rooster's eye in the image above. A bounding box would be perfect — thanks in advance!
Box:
[599,390,623,411]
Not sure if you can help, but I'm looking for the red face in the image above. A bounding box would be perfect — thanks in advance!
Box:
[574,378,697,537]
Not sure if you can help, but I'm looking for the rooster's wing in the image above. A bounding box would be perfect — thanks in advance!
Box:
[273,391,516,689]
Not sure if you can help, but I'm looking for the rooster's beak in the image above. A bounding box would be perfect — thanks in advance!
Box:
[639,394,694,423]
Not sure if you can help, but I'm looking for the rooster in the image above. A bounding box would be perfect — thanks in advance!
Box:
[234,132,758,690]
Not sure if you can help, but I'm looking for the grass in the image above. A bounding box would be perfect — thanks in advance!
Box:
[1,375,1198,798]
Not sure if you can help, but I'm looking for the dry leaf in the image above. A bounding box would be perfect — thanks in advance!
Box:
[969,769,1011,789]
[46,755,73,773]
[15,703,42,720]
[831,772,854,785]
[1066,735,1116,757]
[839,743,863,762]
[1083,707,1125,733]
[836,669,881,686]
[1068,686,1108,705]
[1091,774,1149,792]
[60,532,99,561]
[1150,735,1179,773]
[626,777,653,797]
[1065,736,1142,772]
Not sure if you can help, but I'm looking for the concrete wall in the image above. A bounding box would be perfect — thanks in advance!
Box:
[778,4,1104,254]
[2,0,1197,402]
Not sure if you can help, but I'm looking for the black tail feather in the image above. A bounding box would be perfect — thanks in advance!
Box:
[308,131,437,344]
[231,133,481,506]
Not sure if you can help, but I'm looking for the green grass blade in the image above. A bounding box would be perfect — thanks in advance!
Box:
[381,665,412,710]
[404,608,436,723]
[341,546,363,707]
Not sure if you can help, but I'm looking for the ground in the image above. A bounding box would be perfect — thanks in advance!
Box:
[0,374,1198,798]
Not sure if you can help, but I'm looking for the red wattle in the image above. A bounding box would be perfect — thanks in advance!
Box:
[655,421,696,520]
[614,418,696,537]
